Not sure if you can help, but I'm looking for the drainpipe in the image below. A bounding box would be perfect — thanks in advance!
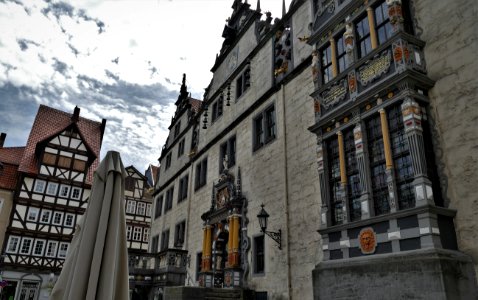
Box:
[280,83,292,300]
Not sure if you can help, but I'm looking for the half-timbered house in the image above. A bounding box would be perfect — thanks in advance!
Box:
[0,105,105,300]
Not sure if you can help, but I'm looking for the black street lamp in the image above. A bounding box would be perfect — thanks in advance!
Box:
[257,204,282,250]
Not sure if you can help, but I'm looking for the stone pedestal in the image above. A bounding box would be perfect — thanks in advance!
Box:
[312,248,477,300]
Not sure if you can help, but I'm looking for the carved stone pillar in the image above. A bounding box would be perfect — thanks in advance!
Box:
[330,37,338,78]
[379,106,398,212]
[387,0,404,33]
[317,135,330,228]
[337,131,349,223]
[401,98,434,206]
[353,123,371,219]
[366,7,379,50]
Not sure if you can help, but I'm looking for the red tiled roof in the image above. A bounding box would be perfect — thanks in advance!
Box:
[0,147,25,165]
[0,163,19,190]
[18,105,104,185]
[189,98,202,113]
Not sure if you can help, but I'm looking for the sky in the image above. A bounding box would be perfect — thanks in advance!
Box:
[0,0,292,172]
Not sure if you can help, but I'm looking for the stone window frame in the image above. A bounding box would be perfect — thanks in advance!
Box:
[174,121,181,139]
[252,234,266,276]
[174,220,186,248]
[151,234,160,253]
[154,195,163,219]
[177,138,186,157]
[165,152,172,170]
[194,157,208,191]
[320,43,334,84]
[253,104,277,152]
[236,66,251,100]
[211,95,224,123]
[178,175,189,203]
[165,186,174,212]
[160,229,170,251]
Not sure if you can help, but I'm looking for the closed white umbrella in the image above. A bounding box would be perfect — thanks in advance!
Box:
[51,151,129,300]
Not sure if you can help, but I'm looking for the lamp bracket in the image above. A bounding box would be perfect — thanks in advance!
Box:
[263,229,282,250]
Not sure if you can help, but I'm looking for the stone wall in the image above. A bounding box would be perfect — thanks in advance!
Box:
[413,0,478,279]
[0,190,13,250]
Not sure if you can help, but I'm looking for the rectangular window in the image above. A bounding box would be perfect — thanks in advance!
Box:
[20,237,34,255]
[151,235,159,253]
[174,122,181,139]
[32,239,46,256]
[165,187,174,212]
[160,229,170,251]
[211,97,224,122]
[46,182,58,196]
[71,187,81,200]
[127,225,132,240]
[58,242,69,258]
[137,202,146,215]
[253,105,277,151]
[45,241,58,257]
[219,136,236,173]
[27,207,39,222]
[59,185,70,198]
[126,200,136,214]
[321,43,333,84]
[165,153,172,170]
[253,235,265,274]
[177,138,185,157]
[133,227,142,241]
[64,213,75,227]
[125,177,136,192]
[375,1,393,45]
[40,210,52,224]
[33,180,46,193]
[155,195,163,219]
[178,175,189,202]
[143,228,150,242]
[356,15,372,58]
[236,67,251,99]
[6,236,20,253]
[174,220,186,248]
[327,137,343,225]
[196,252,202,281]
[336,33,348,73]
[52,212,63,225]
[345,130,362,222]
[194,158,208,190]
[146,204,152,217]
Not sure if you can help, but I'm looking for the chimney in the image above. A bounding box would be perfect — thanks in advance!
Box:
[71,106,80,123]
[0,132,6,148]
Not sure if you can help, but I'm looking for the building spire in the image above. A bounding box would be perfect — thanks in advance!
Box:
[282,0,286,17]
[256,0,261,11]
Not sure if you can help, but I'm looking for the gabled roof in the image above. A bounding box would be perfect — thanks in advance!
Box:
[0,147,24,190]
[18,105,105,185]
[125,165,148,181]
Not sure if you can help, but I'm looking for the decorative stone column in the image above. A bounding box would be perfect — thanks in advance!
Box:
[330,36,338,78]
[379,103,398,212]
[337,130,349,223]
[231,214,241,267]
[401,98,434,206]
[316,135,330,228]
[366,6,379,50]
[387,0,404,33]
[353,123,371,219]
[200,224,214,287]
[227,215,234,267]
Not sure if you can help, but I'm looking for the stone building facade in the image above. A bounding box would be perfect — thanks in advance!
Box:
[151,0,477,299]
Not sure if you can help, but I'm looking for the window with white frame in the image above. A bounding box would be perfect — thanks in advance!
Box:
[127,225,132,240]
[133,227,142,241]
[27,207,40,222]
[146,204,152,217]
[71,187,81,200]
[137,202,146,215]
[45,241,58,257]
[6,236,20,253]
[64,214,75,227]
[126,200,136,214]
[59,185,70,198]
[20,237,34,255]
[40,210,52,224]
[33,239,46,256]
[33,180,46,193]
[46,182,58,196]
[52,212,63,225]
[58,242,69,258]
[143,228,150,242]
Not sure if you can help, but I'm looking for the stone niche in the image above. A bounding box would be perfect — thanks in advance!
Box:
[312,248,478,300]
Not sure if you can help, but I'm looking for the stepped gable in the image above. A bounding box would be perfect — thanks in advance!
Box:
[18,105,105,185]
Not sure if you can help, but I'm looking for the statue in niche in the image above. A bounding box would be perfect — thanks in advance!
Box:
[223,154,229,171]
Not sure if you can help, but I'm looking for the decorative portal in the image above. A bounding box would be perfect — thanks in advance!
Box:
[199,163,248,288]
[358,227,377,254]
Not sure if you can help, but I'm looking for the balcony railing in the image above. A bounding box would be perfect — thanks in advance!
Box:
[128,248,188,287]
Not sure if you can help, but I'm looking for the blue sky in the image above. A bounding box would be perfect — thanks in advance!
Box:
[0,0,291,171]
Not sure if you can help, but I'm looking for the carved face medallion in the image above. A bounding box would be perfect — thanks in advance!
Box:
[359,227,377,254]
